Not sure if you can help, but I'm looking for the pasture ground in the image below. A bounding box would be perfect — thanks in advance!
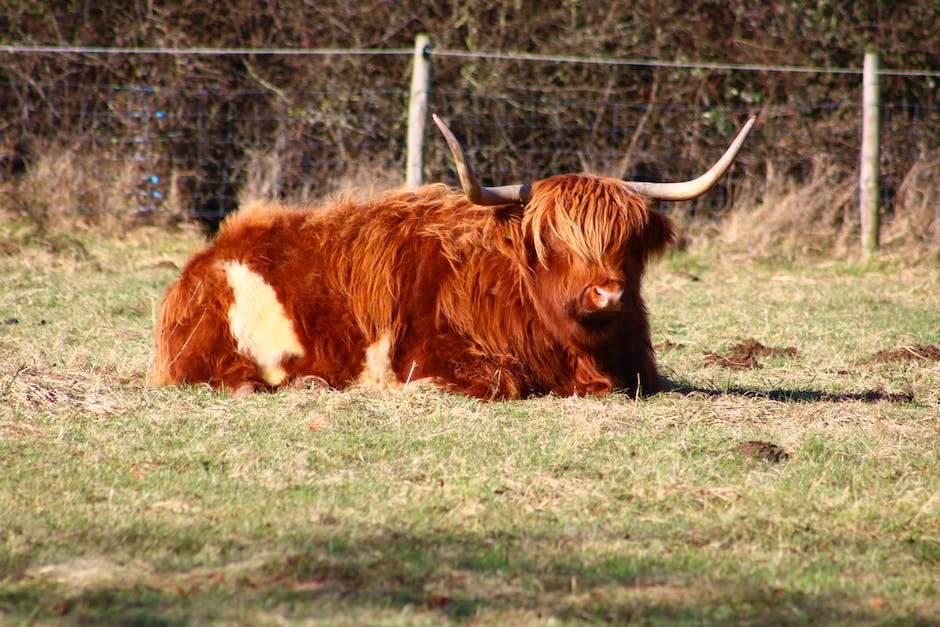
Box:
[1,223,938,625]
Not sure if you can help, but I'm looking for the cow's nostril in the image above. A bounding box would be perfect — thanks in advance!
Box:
[589,285,623,311]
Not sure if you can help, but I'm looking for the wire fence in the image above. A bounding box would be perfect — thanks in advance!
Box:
[0,45,937,224]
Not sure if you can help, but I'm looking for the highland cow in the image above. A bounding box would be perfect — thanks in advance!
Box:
[149,114,755,398]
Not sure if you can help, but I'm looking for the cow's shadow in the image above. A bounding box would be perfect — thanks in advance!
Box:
[662,380,915,404]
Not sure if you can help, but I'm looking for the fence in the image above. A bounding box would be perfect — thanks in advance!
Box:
[1,41,938,244]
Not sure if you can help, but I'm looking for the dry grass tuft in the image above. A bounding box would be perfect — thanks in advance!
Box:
[672,149,939,263]
[883,148,940,258]
[0,139,143,237]
[236,147,402,209]
[2,132,935,267]
[708,158,858,260]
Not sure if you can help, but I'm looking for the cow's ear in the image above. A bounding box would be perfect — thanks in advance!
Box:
[642,210,675,259]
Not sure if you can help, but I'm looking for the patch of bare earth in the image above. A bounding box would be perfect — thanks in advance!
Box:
[704,338,798,370]
[863,344,940,364]
[655,340,686,352]
[735,440,789,463]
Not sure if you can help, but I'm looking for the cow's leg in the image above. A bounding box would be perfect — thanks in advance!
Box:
[602,346,662,395]
[636,350,664,394]
[391,330,523,399]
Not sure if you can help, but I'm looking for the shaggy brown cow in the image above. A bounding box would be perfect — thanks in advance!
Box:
[149,114,755,398]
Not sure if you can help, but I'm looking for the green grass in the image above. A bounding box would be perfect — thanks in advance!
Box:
[1,224,938,625]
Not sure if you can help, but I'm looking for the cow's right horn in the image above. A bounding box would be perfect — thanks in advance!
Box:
[626,115,757,201]
[433,114,530,206]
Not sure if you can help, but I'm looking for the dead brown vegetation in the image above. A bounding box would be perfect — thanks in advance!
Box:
[0,139,144,234]
[705,158,857,258]
[883,149,940,256]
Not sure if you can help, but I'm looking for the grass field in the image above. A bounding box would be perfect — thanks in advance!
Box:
[1,223,938,625]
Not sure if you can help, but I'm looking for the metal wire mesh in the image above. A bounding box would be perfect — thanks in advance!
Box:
[0,48,936,224]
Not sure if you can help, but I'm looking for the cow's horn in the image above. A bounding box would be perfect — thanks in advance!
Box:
[432,114,530,206]
[626,115,757,201]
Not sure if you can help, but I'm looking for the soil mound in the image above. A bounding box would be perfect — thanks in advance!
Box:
[735,440,789,463]
[704,338,798,370]
[864,345,940,364]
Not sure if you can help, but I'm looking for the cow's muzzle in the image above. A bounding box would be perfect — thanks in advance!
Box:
[580,283,624,316]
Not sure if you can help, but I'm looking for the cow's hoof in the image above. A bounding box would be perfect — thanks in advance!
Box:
[293,375,331,390]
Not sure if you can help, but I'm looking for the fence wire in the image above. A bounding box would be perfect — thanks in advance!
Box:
[0,47,936,224]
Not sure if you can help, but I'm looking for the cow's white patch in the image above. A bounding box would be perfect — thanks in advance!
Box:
[356,331,436,392]
[357,331,400,390]
[223,261,305,386]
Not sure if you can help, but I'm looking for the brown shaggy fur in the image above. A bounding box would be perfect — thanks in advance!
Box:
[149,176,674,398]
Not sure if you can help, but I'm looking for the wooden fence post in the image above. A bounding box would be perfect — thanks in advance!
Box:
[406,34,432,187]
[860,51,880,254]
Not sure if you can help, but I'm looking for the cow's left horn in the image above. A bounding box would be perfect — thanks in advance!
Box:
[432,114,530,206]
[626,115,757,201]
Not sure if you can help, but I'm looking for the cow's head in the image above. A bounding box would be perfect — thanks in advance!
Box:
[432,113,755,345]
